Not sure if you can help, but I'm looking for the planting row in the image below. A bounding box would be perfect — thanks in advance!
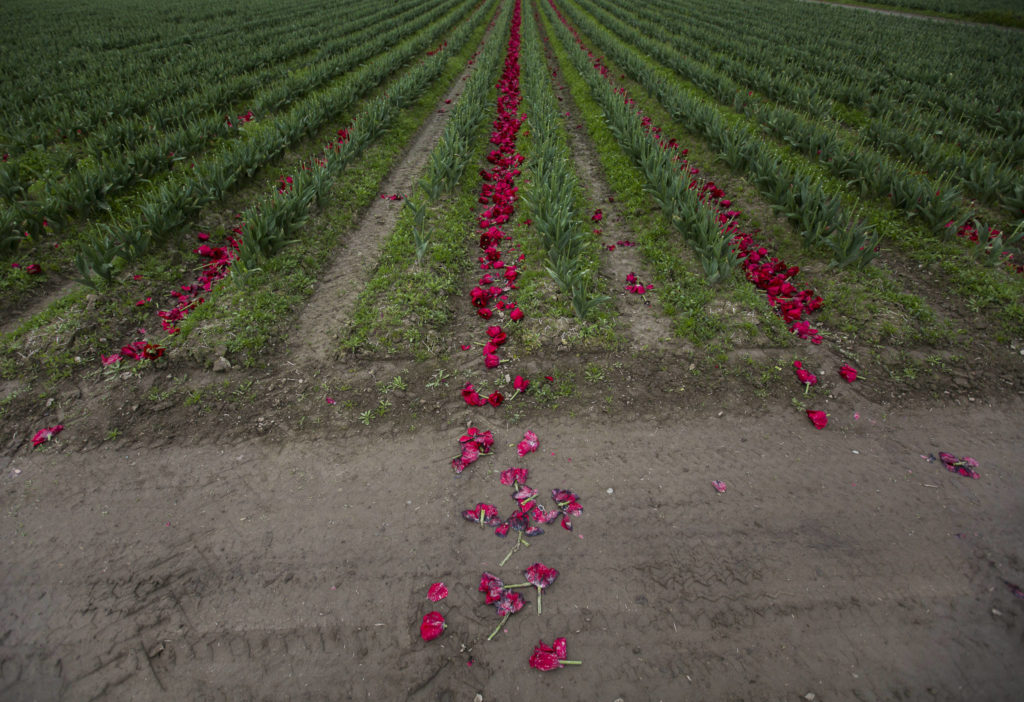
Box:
[1,0,471,250]
[0,0,432,210]
[541,0,825,343]
[0,0,374,152]
[0,0,500,382]
[60,0,481,284]
[551,0,1023,272]
[578,0,1023,217]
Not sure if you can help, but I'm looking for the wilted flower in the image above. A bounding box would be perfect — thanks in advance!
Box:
[517,430,539,456]
[420,611,445,641]
[529,637,581,670]
[32,424,64,447]
[806,410,828,430]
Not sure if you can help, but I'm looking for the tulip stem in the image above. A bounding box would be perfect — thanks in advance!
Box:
[559,660,582,665]
[487,613,510,641]
[537,587,542,615]
[498,533,528,566]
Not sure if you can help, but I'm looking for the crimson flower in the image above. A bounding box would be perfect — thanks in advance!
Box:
[486,325,507,345]
[142,343,164,360]
[510,307,525,321]
[487,391,504,407]
[26,264,42,275]
[517,430,539,456]
[463,502,502,526]
[452,441,479,473]
[488,589,525,640]
[420,611,445,641]
[462,383,487,407]
[428,582,449,602]
[479,571,506,604]
[938,452,980,479]
[460,426,494,452]
[838,364,858,382]
[529,637,581,670]
[806,410,828,430]
[32,424,63,447]
[793,360,817,392]
[523,563,558,614]
[552,488,582,530]
[500,467,529,487]
[591,209,603,222]
[484,353,500,369]
[512,484,538,506]
[513,375,529,392]
[477,307,493,319]
[711,480,727,493]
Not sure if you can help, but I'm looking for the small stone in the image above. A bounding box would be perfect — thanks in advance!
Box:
[717,410,724,417]
[804,695,816,701]
[474,695,483,702]
[213,356,231,372]
[606,488,614,494]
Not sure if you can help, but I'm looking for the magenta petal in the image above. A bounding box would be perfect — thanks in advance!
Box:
[428,582,449,602]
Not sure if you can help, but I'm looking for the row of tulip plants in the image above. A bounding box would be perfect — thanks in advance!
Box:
[575,0,1021,222]
[586,0,1023,207]
[67,0,483,285]
[552,0,1024,273]
[0,0,452,241]
[338,0,512,354]
[548,0,880,271]
[97,2,502,368]
[518,4,607,319]
[541,0,825,343]
[0,0,383,155]
[1,0,473,257]
[630,0,1024,168]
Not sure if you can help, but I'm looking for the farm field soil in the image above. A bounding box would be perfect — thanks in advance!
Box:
[1,397,1023,700]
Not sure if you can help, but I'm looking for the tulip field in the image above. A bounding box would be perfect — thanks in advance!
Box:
[2,0,1023,699]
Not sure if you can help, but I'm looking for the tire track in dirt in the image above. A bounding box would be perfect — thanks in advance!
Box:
[288,42,495,368]
[538,26,678,354]
[4,405,1022,699]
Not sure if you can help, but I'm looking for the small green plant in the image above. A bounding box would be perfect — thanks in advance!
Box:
[426,368,450,388]
[583,363,606,383]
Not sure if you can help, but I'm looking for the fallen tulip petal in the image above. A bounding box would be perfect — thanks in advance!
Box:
[420,611,445,641]
[428,582,449,602]
[806,410,828,430]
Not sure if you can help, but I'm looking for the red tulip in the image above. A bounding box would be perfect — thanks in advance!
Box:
[420,611,445,641]
[806,410,828,430]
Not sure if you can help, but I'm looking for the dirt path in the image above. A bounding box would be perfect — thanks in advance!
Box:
[289,53,488,367]
[543,42,677,354]
[797,0,1024,31]
[2,402,1022,700]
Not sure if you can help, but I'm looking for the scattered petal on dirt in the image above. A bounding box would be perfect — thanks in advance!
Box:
[427,582,449,602]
